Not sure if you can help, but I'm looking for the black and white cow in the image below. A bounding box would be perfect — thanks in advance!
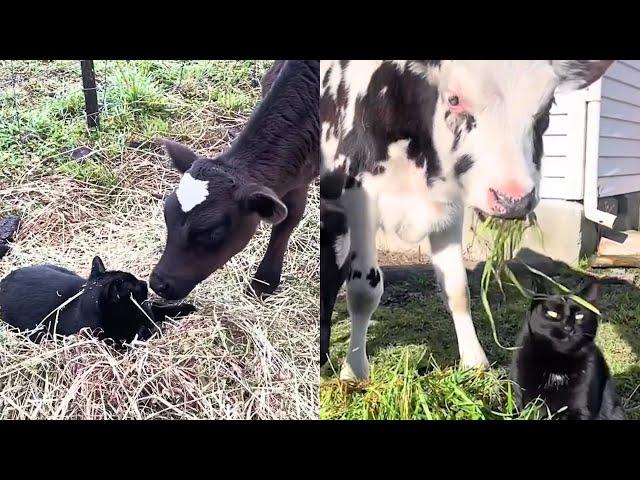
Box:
[150,60,319,300]
[320,60,613,380]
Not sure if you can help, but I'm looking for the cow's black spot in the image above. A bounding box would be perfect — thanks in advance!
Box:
[372,164,386,175]
[411,60,441,70]
[465,115,476,132]
[351,270,362,280]
[532,99,553,170]
[454,155,474,178]
[322,66,332,88]
[320,166,347,200]
[344,175,362,189]
[326,59,444,190]
[451,126,461,151]
[366,268,381,288]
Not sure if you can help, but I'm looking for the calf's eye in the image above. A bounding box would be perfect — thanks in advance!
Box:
[448,95,459,106]
[546,310,558,319]
[575,313,584,320]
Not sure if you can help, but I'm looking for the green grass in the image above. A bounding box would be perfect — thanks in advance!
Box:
[321,269,640,420]
[57,159,117,187]
[0,60,271,186]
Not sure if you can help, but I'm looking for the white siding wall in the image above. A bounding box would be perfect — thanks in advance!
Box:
[540,93,587,200]
[598,60,640,197]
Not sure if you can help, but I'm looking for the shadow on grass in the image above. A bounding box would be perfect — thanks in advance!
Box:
[325,247,640,419]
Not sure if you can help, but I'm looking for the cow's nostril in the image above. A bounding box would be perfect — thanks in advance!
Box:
[150,273,169,294]
[488,186,536,219]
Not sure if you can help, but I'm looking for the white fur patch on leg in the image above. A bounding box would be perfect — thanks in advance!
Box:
[333,232,351,268]
[176,173,209,213]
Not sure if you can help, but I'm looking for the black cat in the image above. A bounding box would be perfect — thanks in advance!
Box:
[0,256,196,344]
[510,279,625,420]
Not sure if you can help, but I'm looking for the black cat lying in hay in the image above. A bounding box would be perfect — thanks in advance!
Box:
[0,256,196,344]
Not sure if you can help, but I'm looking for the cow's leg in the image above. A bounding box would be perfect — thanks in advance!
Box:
[340,186,382,381]
[428,217,489,369]
[251,184,309,297]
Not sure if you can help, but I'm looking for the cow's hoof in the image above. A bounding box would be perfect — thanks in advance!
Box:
[249,268,282,298]
[247,279,279,299]
[340,358,369,382]
[460,348,490,370]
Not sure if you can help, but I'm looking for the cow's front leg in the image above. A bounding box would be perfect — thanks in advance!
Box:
[251,184,309,297]
[340,185,382,381]
[428,219,489,369]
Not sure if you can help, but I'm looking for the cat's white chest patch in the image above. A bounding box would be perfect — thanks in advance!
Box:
[176,173,209,213]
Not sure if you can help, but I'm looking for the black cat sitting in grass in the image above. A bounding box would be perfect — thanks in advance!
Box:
[511,279,625,420]
[0,256,196,344]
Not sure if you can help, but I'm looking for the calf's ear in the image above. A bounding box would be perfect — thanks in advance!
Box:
[235,184,288,225]
[163,139,199,173]
[551,60,614,92]
[90,256,106,279]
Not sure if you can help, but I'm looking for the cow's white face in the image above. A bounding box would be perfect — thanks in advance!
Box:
[430,60,612,219]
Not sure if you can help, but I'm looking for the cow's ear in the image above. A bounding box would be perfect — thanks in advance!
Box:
[552,60,614,92]
[89,255,106,279]
[163,140,198,173]
[236,184,288,225]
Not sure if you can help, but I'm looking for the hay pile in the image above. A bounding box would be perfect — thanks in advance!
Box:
[0,145,319,419]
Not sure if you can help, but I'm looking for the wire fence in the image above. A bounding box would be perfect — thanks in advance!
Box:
[0,60,270,183]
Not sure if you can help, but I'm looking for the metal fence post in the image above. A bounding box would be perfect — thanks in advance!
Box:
[80,60,99,129]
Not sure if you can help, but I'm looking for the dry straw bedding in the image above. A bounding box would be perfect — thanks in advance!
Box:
[0,145,320,420]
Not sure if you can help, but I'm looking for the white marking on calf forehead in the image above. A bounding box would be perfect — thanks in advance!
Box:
[176,172,209,213]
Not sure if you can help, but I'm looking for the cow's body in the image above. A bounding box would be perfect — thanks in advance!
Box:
[320,60,612,379]
[151,60,319,300]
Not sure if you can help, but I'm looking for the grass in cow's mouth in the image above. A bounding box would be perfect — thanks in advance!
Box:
[477,215,600,349]
[476,216,533,350]
[0,60,318,419]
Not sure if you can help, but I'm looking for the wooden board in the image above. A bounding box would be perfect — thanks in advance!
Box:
[592,255,640,268]
[597,230,640,257]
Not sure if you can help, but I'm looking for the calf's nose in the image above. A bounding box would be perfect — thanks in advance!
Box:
[488,183,535,219]
[150,272,170,296]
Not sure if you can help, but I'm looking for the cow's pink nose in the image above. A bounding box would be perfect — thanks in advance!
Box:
[487,182,535,219]
[496,181,528,200]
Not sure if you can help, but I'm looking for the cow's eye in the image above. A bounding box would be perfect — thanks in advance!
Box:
[446,92,466,114]
[193,227,226,249]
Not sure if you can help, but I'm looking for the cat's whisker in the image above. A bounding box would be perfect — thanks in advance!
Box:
[129,293,160,334]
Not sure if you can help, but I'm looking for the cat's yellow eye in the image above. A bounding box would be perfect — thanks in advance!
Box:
[575,313,584,320]
[546,310,558,319]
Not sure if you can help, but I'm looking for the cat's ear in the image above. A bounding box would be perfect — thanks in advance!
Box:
[578,281,599,304]
[90,256,106,279]
[531,275,550,295]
